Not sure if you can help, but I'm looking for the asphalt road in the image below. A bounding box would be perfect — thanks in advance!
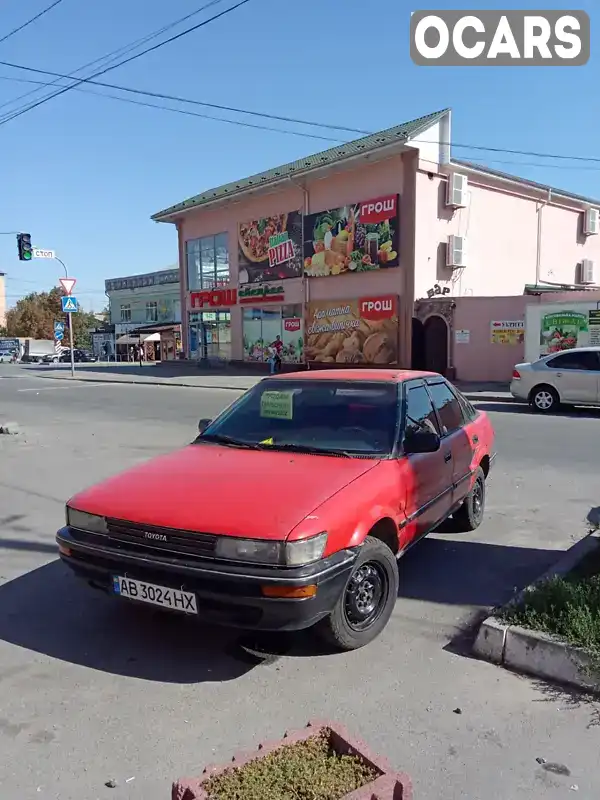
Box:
[1,365,599,800]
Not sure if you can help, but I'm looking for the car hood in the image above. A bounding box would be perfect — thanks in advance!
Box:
[68,443,380,540]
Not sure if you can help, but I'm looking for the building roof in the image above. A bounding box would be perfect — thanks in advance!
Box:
[452,158,600,208]
[151,109,449,221]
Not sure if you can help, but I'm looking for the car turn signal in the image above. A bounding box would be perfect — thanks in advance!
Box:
[261,585,317,599]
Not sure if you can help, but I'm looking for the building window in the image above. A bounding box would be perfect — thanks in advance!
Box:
[120,304,131,322]
[146,301,158,322]
[186,233,229,291]
[242,304,303,363]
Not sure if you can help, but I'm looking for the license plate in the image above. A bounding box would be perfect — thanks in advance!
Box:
[112,576,198,615]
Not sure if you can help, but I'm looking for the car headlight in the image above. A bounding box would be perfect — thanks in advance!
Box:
[66,507,108,535]
[285,532,328,566]
[214,532,328,567]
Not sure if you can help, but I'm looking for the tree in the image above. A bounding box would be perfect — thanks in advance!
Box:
[5,288,99,348]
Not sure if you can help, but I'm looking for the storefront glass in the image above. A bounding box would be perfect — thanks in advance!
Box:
[242,304,303,363]
[186,233,229,291]
[189,310,231,361]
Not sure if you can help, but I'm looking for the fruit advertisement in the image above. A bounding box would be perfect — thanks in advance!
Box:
[539,311,588,355]
[303,194,399,278]
[305,295,399,365]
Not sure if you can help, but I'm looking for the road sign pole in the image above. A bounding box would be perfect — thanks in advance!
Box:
[68,313,75,377]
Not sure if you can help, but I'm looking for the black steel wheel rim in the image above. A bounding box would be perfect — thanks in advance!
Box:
[344,561,388,631]
[472,478,484,520]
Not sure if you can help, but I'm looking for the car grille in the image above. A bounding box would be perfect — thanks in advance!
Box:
[70,518,218,562]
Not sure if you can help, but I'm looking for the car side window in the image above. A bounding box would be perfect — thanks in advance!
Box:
[546,351,600,371]
[427,381,464,435]
[452,386,478,423]
[403,384,440,442]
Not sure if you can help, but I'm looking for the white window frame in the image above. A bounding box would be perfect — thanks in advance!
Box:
[120,304,131,322]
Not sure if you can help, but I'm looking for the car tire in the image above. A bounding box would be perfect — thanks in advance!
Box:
[529,384,559,413]
[453,466,486,532]
[317,536,398,651]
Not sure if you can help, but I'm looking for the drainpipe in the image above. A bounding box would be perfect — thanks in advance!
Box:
[289,177,310,369]
[535,188,552,286]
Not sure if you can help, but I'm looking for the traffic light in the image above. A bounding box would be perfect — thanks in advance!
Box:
[17,232,32,261]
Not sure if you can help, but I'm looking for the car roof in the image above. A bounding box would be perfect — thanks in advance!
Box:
[540,346,600,358]
[266,369,440,383]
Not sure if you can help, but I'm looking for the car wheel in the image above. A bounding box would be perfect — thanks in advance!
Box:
[453,467,486,532]
[530,384,559,413]
[318,536,398,651]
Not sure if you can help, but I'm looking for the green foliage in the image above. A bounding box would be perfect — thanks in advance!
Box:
[5,287,98,348]
[202,731,378,800]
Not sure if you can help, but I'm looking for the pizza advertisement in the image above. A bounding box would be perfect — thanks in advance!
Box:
[303,194,400,278]
[238,211,303,284]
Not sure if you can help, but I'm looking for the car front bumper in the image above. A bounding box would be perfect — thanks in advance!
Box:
[56,527,357,632]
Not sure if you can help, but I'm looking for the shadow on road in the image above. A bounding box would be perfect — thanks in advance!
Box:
[399,537,561,609]
[0,536,57,554]
[22,362,274,380]
[0,561,256,684]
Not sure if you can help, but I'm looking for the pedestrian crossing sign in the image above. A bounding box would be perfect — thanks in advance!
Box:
[61,296,78,313]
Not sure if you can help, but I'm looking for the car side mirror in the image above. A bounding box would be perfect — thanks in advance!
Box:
[198,418,212,434]
[404,429,441,455]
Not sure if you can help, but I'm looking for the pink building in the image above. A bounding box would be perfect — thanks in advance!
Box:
[152,108,600,381]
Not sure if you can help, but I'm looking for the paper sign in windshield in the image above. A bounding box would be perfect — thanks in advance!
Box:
[260,391,293,420]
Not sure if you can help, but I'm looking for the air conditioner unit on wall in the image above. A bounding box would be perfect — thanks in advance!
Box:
[446,173,468,208]
[583,207,600,236]
[446,235,466,268]
[580,259,596,284]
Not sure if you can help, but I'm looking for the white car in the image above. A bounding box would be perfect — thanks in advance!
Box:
[510,347,600,412]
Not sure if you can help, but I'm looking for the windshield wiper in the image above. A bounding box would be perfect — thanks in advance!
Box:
[266,443,353,457]
[197,433,265,450]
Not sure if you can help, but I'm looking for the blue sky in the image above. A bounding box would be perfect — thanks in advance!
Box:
[0,0,598,311]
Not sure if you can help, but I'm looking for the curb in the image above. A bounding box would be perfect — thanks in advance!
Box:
[473,530,600,692]
[36,374,253,391]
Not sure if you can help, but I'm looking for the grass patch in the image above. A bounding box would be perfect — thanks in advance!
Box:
[498,542,600,673]
[202,730,378,800]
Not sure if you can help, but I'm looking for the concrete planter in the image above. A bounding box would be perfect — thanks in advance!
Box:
[172,720,412,800]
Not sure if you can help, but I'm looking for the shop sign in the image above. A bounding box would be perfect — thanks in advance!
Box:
[238,211,303,283]
[589,310,600,346]
[190,288,237,309]
[305,295,399,364]
[303,194,399,278]
[540,310,588,355]
[490,320,524,345]
[239,282,285,304]
[284,317,301,333]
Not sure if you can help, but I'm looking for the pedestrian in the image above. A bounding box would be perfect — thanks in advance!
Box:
[137,343,143,367]
[269,335,283,373]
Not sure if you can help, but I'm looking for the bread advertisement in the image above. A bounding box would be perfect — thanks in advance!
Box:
[305,295,399,365]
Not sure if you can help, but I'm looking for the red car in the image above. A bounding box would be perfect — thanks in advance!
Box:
[57,370,495,650]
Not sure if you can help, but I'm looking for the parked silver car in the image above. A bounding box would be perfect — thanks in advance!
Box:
[510,347,600,412]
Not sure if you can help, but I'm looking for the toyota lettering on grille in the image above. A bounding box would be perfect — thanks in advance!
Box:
[144,531,168,542]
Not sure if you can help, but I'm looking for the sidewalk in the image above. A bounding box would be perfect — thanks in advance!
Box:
[25,363,513,401]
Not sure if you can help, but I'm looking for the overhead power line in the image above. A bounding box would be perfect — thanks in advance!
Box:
[0,0,229,114]
[0,64,599,170]
[0,0,254,126]
[0,0,65,46]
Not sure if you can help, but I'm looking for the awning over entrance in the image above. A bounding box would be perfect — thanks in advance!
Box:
[116,332,161,345]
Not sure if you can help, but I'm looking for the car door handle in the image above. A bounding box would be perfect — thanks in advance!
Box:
[472,435,479,444]
[444,452,452,463]
[556,372,562,378]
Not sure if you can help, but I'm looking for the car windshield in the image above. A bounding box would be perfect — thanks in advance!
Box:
[197,379,400,457]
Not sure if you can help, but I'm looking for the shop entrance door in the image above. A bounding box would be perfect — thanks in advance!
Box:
[423,315,449,376]
[200,311,231,362]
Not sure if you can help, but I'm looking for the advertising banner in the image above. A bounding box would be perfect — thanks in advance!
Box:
[490,320,525,345]
[305,295,399,364]
[589,310,600,346]
[303,194,399,278]
[539,310,588,355]
[238,211,303,283]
